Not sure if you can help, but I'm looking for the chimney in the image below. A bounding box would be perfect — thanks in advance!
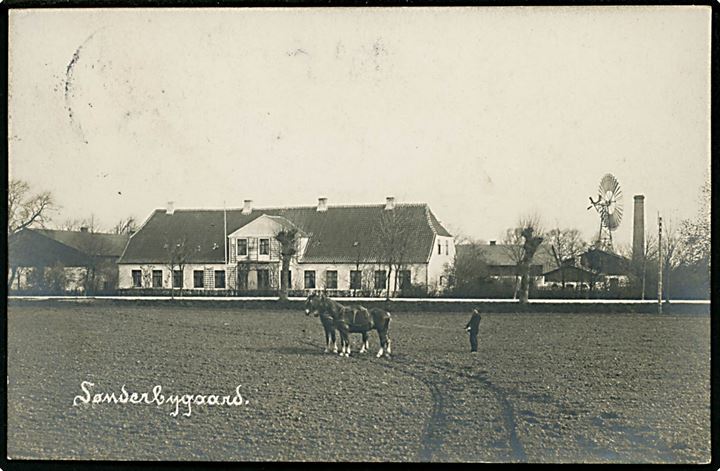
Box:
[385,196,395,210]
[242,199,253,215]
[632,195,645,263]
[166,201,175,215]
[317,197,328,212]
[80,226,88,233]
[489,240,496,246]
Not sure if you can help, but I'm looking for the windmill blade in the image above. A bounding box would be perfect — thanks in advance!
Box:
[608,211,622,230]
[600,174,620,198]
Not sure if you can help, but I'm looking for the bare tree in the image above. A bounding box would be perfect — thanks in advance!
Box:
[113,217,138,235]
[275,228,300,301]
[636,232,658,300]
[140,265,154,289]
[546,227,588,288]
[373,209,414,299]
[502,227,526,298]
[660,220,681,303]
[511,215,544,304]
[8,180,57,288]
[164,236,190,299]
[445,240,490,297]
[8,179,56,236]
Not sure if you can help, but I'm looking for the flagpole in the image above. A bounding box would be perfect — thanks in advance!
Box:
[224,201,228,266]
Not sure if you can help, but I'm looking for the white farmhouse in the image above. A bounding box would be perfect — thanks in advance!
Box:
[117,197,455,296]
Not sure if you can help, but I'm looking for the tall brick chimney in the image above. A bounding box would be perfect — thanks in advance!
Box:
[632,195,645,263]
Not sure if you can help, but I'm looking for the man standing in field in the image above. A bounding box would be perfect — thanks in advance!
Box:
[466,308,481,353]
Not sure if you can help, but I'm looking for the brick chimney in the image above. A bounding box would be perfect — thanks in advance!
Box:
[632,195,645,263]
[317,197,328,212]
[166,201,175,215]
[242,199,253,215]
[385,196,395,210]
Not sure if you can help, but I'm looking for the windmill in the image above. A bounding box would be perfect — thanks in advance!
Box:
[587,173,623,252]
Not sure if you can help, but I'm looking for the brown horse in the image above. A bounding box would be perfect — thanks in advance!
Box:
[305,292,391,358]
[304,294,338,353]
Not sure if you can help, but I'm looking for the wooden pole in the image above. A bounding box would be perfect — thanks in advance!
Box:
[658,214,663,314]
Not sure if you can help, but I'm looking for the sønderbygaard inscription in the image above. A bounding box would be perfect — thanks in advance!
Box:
[73,381,249,417]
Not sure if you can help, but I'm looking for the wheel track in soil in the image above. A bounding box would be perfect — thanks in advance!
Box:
[299,339,525,462]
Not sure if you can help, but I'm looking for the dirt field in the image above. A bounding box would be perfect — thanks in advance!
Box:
[6,302,711,463]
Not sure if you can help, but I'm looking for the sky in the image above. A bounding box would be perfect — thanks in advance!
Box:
[8,7,711,245]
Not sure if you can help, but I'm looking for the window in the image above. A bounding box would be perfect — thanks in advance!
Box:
[152,270,163,288]
[132,270,142,288]
[215,270,226,289]
[173,270,183,288]
[326,270,338,289]
[259,238,270,255]
[304,270,316,289]
[399,270,412,290]
[350,270,362,290]
[374,270,387,290]
[445,240,449,255]
[194,270,204,288]
[438,243,442,255]
[237,270,248,290]
[237,239,248,256]
[257,269,270,290]
[281,270,292,288]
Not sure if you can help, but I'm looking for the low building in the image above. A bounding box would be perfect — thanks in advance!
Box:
[456,241,558,281]
[117,197,455,296]
[8,228,130,293]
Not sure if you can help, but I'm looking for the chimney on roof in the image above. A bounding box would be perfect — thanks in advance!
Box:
[242,199,253,215]
[166,201,175,215]
[489,240,496,246]
[80,226,88,233]
[317,197,328,212]
[385,196,395,210]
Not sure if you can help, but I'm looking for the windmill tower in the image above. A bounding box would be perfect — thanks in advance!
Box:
[587,173,624,252]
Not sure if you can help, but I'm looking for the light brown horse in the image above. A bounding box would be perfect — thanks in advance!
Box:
[305,292,391,357]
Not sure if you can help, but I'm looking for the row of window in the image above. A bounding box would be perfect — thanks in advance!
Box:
[303,269,411,290]
[235,238,270,256]
[131,269,225,289]
[130,269,412,290]
[438,239,451,255]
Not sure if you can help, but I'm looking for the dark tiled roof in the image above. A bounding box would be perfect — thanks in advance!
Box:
[457,243,558,271]
[580,249,630,276]
[9,228,128,267]
[119,204,451,264]
[35,229,129,257]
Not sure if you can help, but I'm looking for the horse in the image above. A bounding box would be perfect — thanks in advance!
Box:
[304,293,338,353]
[305,292,392,358]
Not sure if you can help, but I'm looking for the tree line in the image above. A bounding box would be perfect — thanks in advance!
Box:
[444,181,710,302]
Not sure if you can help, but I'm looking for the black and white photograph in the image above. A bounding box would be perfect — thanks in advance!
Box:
[5,5,712,464]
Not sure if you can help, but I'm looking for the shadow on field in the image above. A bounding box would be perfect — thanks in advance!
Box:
[274,345,325,356]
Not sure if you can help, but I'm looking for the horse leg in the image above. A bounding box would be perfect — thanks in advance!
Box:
[339,326,349,357]
[360,332,368,353]
[331,328,338,353]
[323,326,330,353]
[376,329,387,358]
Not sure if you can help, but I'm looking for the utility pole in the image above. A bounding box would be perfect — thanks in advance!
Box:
[658,214,663,314]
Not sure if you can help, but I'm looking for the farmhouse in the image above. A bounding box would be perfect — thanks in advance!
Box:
[8,228,130,293]
[117,197,455,295]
